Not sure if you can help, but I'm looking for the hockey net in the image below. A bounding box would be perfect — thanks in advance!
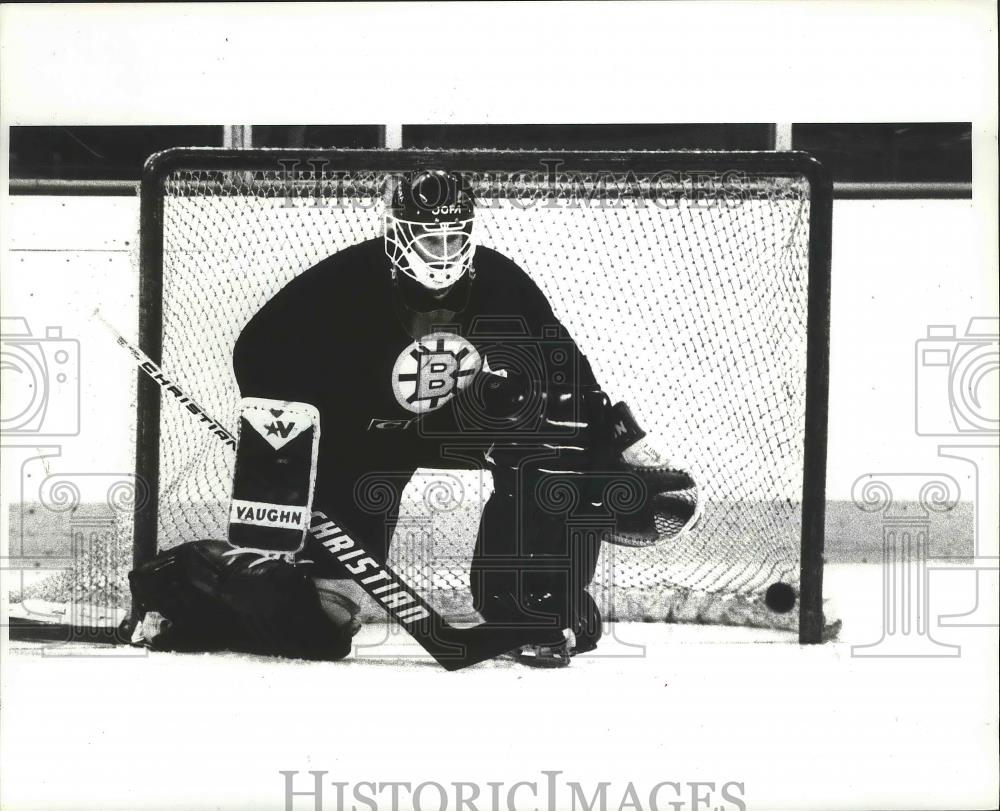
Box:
[33,150,831,638]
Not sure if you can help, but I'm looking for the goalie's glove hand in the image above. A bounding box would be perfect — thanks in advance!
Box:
[602,401,700,546]
[484,397,700,548]
[620,434,695,486]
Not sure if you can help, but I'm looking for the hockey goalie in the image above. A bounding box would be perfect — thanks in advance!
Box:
[129,169,699,667]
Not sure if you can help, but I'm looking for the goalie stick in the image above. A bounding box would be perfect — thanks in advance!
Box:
[96,310,553,670]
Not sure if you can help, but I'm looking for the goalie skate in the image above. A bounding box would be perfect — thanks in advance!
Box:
[510,631,572,669]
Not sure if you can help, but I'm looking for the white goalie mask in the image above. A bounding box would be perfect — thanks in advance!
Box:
[385,170,476,291]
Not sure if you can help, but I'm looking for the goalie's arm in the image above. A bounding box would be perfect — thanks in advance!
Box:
[232,290,320,405]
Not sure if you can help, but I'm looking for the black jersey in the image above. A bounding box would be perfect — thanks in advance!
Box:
[233,238,596,536]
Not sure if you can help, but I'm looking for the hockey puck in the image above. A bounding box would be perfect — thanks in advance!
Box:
[764,581,797,613]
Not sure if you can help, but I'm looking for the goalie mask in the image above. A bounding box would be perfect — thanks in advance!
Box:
[385,170,476,291]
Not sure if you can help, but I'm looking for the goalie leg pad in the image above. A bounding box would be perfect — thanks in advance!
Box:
[228,397,321,554]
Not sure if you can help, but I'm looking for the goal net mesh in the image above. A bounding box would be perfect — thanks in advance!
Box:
[36,160,818,631]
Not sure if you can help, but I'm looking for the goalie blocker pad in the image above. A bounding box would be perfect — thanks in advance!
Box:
[228,397,320,554]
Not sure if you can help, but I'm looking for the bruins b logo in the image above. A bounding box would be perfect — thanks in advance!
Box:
[391,332,481,414]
